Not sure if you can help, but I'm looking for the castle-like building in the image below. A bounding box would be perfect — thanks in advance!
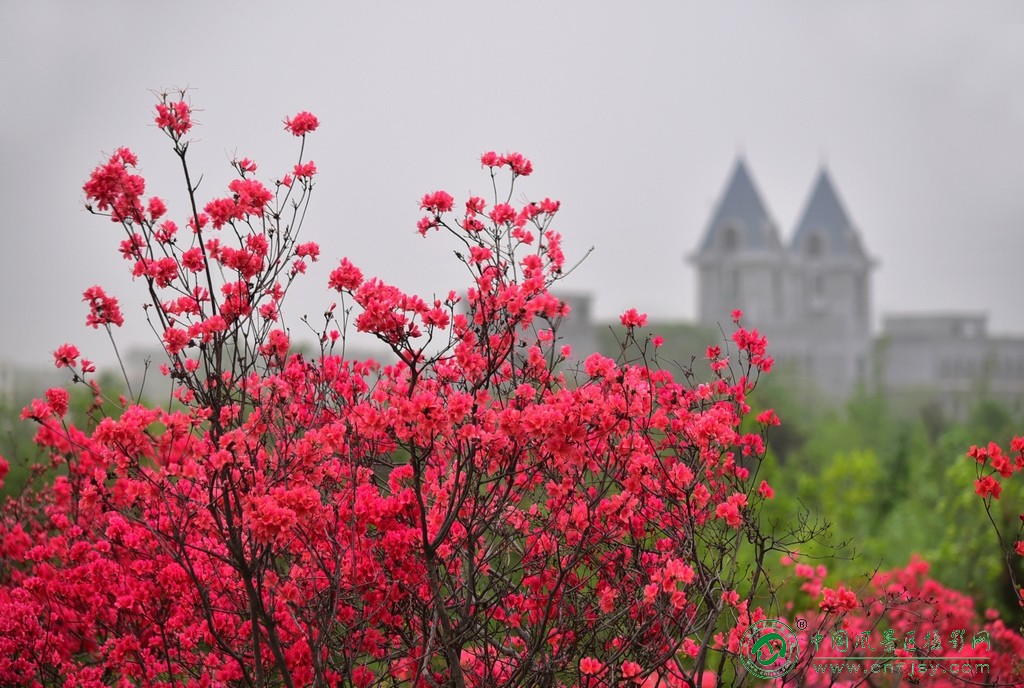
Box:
[690,159,873,399]
[690,159,1024,416]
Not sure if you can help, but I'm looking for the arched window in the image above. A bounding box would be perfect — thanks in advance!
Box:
[720,226,739,252]
[806,233,823,258]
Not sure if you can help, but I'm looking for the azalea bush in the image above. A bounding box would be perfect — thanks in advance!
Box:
[769,554,1024,686]
[0,93,1021,688]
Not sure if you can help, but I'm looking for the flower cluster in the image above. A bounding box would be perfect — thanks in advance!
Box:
[481,150,533,176]
[83,146,145,223]
[154,100,192,137]
[82,285,124,328]
[284,110,319,136]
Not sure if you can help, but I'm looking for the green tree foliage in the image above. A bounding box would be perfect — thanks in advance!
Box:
[747,369,1024,618]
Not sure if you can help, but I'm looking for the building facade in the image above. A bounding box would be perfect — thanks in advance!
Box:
[878,314,1024,418]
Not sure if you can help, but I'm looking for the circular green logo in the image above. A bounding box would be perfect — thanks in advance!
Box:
[740,618,800,679]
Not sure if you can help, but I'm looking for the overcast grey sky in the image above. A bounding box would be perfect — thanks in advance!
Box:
[1,2,1022,368]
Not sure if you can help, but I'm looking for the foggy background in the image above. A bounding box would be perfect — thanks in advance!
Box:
[1,1,1022,369]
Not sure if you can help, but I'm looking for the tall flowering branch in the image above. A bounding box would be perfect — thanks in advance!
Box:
[968,439,1024,613]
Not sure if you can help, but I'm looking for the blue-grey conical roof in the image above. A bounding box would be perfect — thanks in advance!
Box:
[791,168,867,260]
[698,158,781,253]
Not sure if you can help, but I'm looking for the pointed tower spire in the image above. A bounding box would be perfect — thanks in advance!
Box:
[690,158,785,330]
[791,168,867,260]
[698,158,781,253]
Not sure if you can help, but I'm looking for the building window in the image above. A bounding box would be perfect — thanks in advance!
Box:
[806,233,823,258]
[720,226,739,252]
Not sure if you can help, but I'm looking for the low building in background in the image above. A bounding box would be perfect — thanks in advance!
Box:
[878,313,1024,418]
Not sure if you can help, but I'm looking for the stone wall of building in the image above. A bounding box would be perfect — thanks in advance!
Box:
[878,314,1024,418]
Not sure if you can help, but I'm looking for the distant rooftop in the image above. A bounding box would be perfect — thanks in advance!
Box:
[698,158,781,253]
[882,313,988,339]
[791,168,868,260]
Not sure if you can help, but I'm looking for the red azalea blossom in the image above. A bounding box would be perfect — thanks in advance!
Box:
[284,111,319,136]
[489,203,516,224]
[421,190,454,214]
[53,343,80,369]
[293,161,317,179]
[503,152,533,176]
[83,147,146,223]
[229,178,273,216]
[82,285,124,328]
[480,151,533,176]
[44,388,70,418]
[148,196,167,220]
[328,257,363,292]
[163,326,191,355]
[619,308,648,328]
[621,661,643,682]
[975,475,1003,500]
[181,247,205,273]
[155,220,177,243]
[205,196,241,228]
[295,242,320,261]
[820,585,858,613]
[155,100,192,136]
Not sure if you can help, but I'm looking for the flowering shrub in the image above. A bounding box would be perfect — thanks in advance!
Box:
[0,92,1021,688]
[771,554,1024,686]
[0,92,794,688]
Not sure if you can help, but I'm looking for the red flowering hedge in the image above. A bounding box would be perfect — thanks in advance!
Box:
[0,93,1021,687]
